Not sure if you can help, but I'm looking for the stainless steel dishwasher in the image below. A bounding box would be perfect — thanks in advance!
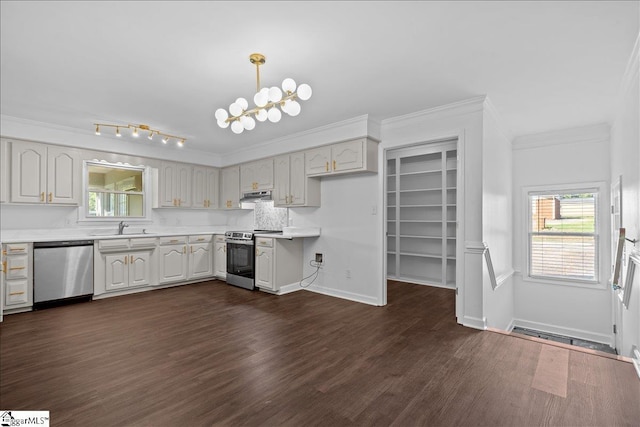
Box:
[33,240,94,309]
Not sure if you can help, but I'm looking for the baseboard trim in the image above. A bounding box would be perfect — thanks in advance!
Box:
[461,315,487,330]
[513,318,613,346]
[277,283,304,295]
[632,347,640,379]
[303,285,380,306]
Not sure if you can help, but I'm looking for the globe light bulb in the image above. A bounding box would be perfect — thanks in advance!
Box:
[231,120,244,134]
[297,84,312,101]
[229,102,243,117]
[217,120,229,129]
[255,109,268,122]
[288,100,301,116]
[267,107,282,123]
[236,97,248,110]
[281,99,291,114]
[268,86,283,103]
[254,90,268,108]
[242,116,256,131]
[282,78,296,93]
[215,108,228,122]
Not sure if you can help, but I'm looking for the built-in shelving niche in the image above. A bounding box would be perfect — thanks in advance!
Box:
[386,140,457,288]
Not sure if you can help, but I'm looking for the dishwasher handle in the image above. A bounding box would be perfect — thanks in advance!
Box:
[34,240,94,248]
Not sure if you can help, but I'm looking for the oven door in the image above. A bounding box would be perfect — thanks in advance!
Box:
[226,239,255,290]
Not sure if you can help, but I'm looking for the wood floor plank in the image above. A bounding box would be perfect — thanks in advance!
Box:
[532,345,570,397]
[1,280,638,426]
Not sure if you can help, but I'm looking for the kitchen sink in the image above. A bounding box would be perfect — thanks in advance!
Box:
[89,231,157,237]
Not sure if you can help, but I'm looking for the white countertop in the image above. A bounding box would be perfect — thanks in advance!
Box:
[0,226,321,243]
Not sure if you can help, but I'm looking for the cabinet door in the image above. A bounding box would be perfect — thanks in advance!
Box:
[105,254,129,291]
[305,146,331,176]
[47,146,80,204]
[221,166,240,209]
[176,164,192,207]
[159,162,177,207]
[189,243,213,279]
[11,141,47,203]
[240,162,257,193]
[5,279,29,306]
[332,139,364,173]
[0,139,8,203]
[129,252,151,288]
[192,166,207,208]
[289,152,306,205]
[255,158,274,190]
[213,239,226,278]
[5,255,28,280]
[205,168,219,209]
[255,246,274,290]
[273,155,290,206]
[158,245,188,283]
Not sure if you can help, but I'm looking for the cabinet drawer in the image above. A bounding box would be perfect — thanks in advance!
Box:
[130,237,158,249]
[159,236,187,245]
[3,243,28,255]
[255,238,273,247]
[214,235,226,243]
[189,235,212,244]
[5,255,28,279]
[98,239,130,251]
[6,279,29,305]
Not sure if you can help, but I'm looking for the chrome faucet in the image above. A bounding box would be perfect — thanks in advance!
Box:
[118,221,129,235]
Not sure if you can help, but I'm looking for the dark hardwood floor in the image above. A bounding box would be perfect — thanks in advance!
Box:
[1,280,638,426]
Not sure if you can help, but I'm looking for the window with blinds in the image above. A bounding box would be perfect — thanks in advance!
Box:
[528,190,598,283]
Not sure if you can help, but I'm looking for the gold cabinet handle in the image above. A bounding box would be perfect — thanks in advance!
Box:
[7,247,26,252]
[48,192,52,203]
[173,198,177,206]
[325,162,329,172]
[290,194,294,204]
[333,160,336,171]
[9,266,26,270]
[170,239,179,243]
[2,261,6,272]
[40,192,45,202]
[130,255,134,264]
[124,256,128,265]
[9,291,25,296]
[197,238,205,241]
[190,246,193,254]
[183,245,187,254]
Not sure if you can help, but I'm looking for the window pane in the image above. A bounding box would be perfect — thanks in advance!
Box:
[531,194,595,233]
[88,165,143,192]
[88,192,144,217]
[530,234,596,281]
[529,191,598,283]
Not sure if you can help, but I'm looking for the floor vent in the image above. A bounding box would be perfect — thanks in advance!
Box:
[512,327,617,355]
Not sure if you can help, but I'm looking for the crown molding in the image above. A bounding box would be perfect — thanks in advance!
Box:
[512,123,610,151]
[381,96,487,130]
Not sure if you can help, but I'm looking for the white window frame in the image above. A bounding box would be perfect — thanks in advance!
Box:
[523,181,608,289]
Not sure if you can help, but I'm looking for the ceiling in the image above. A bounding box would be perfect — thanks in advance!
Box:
[1,1,638,156]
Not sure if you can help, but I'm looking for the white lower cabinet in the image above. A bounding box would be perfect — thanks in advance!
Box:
[213,235,226,279]
[96,238,157,294]
[2,243,32,311]
[254,237,303,293]
[105,252,152,291]
[158,235,214,284]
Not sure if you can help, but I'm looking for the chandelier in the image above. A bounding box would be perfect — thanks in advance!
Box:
[214,53,312,134]
[93,123,186,147]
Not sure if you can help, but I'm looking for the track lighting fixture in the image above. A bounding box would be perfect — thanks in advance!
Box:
[93,123,186,147]
[215,53,312,134]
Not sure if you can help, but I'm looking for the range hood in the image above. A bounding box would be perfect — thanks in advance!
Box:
[240,190,272,203]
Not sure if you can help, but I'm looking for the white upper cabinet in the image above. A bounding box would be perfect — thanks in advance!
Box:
[192,166,219,209]
[10,140,80,205]
[159,161,192,208]
[274,152,320,207]
[220,166,240,209]
[0,139,8,203]
[240,158,274,192]
[305,138,378,177]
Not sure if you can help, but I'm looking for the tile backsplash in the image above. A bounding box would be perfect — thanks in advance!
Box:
[254,201,288,231]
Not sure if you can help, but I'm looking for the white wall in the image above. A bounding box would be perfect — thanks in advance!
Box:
[482,103,515,331]
[610,34,639,359]
[512,124,612,345]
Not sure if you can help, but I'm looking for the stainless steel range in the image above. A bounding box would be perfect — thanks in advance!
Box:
[225,231,257,290]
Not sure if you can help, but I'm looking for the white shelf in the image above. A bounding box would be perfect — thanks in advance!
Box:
[387,142,457,288]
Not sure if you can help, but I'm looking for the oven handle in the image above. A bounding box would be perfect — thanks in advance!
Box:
[226,239,255,246]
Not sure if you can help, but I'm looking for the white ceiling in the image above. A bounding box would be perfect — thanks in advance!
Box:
[1,1,638,155]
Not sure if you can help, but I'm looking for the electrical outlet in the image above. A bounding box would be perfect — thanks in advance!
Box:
[345,269,351,278]
[315,253,323,263]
